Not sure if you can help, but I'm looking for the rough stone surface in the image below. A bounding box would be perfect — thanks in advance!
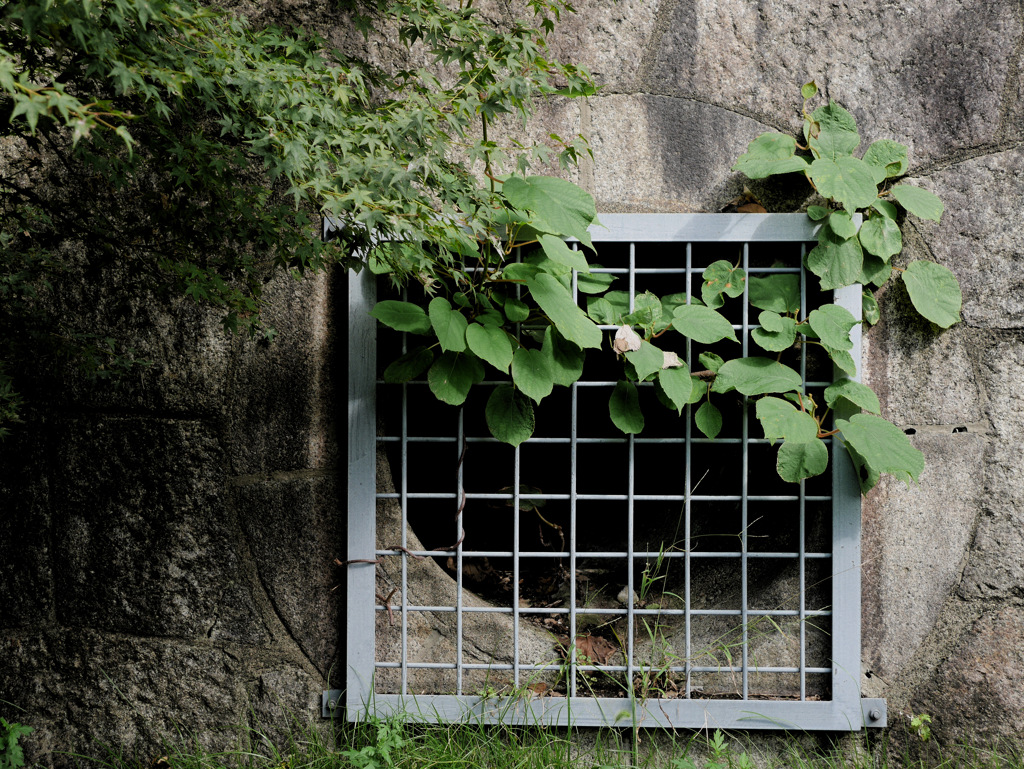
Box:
[1002,38,1024,143]
[249,666,326,751]
[860,433,983,679]
[43,260,233,417]
[0,431,54,629]
[233,474,345,677]
[915,606,1024,742]
[862,285,983,426]
[228,271,340,476]
[955,334,1024,599]
[50,416,270,645]
[0,631,249,765]
[589,95,788,212]
[544,0,662,90]
[913,149,1024,328]
[646,0,1021,164]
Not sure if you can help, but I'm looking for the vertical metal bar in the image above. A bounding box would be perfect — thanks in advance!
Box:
[799,242,808,702]
[684,240,693,699]
[740,242,750,700]
[569,251,579,697]
[347,267,377,712]
[626,242,637,693]
[832,280,864,721]
[400,288,410,699]
[456,409,465,695]
[513,430,521,688]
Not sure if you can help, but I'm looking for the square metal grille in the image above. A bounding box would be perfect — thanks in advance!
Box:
[331,214,885,730]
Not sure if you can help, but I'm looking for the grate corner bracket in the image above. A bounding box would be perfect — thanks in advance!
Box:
[862,699,888,728]
[322,689,344,719]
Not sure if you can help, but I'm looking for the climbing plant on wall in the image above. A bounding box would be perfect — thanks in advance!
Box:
[372,83,963,493]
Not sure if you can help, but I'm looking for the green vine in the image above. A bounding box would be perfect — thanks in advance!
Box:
[373,83,963,494]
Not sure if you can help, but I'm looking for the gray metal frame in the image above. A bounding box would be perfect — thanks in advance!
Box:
[329,214,885,730]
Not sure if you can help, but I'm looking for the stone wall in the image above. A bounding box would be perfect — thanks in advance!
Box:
[2,0,1024,763]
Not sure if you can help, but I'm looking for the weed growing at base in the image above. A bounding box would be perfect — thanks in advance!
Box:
[68,715,1024,769]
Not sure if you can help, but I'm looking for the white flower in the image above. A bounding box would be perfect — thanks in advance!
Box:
[661,351,684,369]
[612,325,642,356]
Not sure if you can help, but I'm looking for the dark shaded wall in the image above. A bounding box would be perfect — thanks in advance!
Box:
[0,270,345,762]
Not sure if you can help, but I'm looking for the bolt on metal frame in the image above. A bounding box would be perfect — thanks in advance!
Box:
[328,213,886,730]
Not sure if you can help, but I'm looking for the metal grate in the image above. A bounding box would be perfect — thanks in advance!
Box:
[331,214,885,730]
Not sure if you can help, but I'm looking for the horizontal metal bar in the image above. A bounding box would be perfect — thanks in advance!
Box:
[376,495,831,507]
[378,381,835,391]
[372,549,834,560]
[582,213,822,242]
[377,605,832,618]
[580,267,803,275]
[351,693,870,730]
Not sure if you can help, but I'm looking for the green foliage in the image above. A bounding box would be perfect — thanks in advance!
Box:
[910,712,934,743]
[372,137,926,490]
[732,82,960,328]
[0,719,32,769]
[0,0,593,433]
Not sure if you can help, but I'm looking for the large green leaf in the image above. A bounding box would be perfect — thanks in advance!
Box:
[859,253,892,287]
[428,296,468,352]
[370,300,432,334]
[486,385,535,447]
[859,215,902,260]
[512,347,554,403]
[428,352,484,406]
[808,101,861,161]
[755,397,820,444]
[699,352,725,373]
[862,290,881,325]
[623,291,663,327]
[871,199,898,220]
[712,357,802,396]
[890,184,943,222]
[837,413,924,486]
[824,378,881,415]
[731,132,811,179]
[503,175,597,247]
[777,438,829,483]
[863,139,909,178]
[829,210,859,239]
[823,344,858,377]
[525,273,602,349]
[748,274,801,314]
[577,265,616,295]
[846,443,881,494]
[658,365,693,414]
[809,156,879,212]
[539,233,590,273]
[502,295,530,322]
[626,340,666,381]
[901,261,962,328]
[701,260,746,309]
[466,322,513,373]
[807,304,858,351]
[807,224,863,290]
[586,297,617,324]
[751,311,797,352]
[541,327,585,386]
[695,401,722,439]
[609,380,644,433]
[383,346,434,383]
[671,305,738,344]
